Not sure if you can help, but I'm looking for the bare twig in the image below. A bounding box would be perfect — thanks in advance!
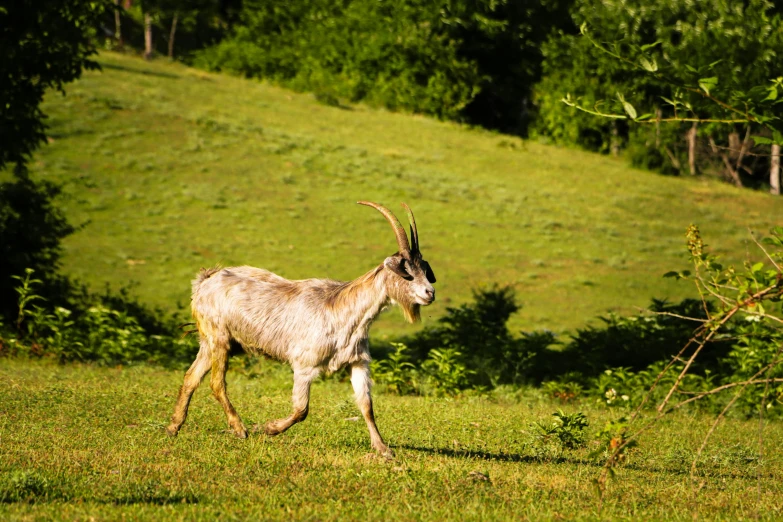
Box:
[709,136,744,187]
[749,230,783,273]
[659,285,778,413]
[672,377,783,407]
[643,309,708,323]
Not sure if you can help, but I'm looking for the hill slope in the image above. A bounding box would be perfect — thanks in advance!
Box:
[19,52,783,336]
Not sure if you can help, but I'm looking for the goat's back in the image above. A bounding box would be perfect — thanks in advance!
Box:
[191,266,350,365]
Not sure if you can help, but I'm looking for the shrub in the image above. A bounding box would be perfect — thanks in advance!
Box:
[560,298,727,377]
[422,347,475,396]
[530,409,590,458]
[193,0,571,132]
[2,269,191,365]
[0,168,75,321]
[405,285,560,388]
[371,342,418,395]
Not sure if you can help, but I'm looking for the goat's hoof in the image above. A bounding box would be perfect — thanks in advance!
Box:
[376,446,395,460]
[165,425,179,437]
[262,422,281,436]
[234,426,248,439]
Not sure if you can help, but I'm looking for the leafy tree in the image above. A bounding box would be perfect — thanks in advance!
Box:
[536,0,783,186]
[194,0,572,131]
[0,169,75,320]
[0,0,111,171]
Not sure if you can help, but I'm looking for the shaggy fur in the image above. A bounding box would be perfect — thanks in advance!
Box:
[165,203,435,458]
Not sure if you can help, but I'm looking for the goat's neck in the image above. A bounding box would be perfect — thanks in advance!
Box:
[334,265,390,334]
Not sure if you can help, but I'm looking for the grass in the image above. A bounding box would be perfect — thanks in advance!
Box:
[11,51,782,338]
[2,357,782,520]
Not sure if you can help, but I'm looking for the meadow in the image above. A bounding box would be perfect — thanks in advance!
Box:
[2,358,782,521]
[4,53,783,520]
[18,52,783,337]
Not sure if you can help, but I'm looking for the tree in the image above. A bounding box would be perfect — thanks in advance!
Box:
[0,0,111,319]
[194,0,573,133]
[537,0,783,186]
[0,0,111,172]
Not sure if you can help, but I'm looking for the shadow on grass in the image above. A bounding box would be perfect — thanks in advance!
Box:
[100,62,181,79]
[398,444,772,480]
[399,444,555,464]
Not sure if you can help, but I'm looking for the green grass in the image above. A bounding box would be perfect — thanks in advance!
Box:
[1,358,782,520]
[15,52,783,338]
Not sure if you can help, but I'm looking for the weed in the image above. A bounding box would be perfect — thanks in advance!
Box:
[371,342,417,395]
[422,347,474,396]
[531,409,590,454]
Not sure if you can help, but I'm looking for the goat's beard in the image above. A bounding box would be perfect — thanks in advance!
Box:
[400,301,421,323]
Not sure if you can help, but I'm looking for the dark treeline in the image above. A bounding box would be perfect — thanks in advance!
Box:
[192,0,574,135]
[153,0,783,188]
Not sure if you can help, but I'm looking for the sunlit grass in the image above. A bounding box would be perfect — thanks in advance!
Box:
[1,358,782,520]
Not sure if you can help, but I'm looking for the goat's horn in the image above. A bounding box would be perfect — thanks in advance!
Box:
[357,201,411,255]
[400,203,419,253]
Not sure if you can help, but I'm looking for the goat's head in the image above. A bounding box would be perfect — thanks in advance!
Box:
[358,201,436,322]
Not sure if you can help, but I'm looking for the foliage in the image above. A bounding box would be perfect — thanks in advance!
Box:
[1,269,191,365]
[371,342,417,395]
[590,415,637,461]
[0,168,75,320]
[193,0,481,120]
[537,0,783,184]
[405,285,560,388]
[0,0,111,171]
[531,409,589,453]
[193,0,572,131]
[562,298,726,376]
[421,347,474,396]
[541,379,583,402]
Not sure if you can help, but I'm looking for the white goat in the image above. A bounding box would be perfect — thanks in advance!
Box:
[165,201,436,457]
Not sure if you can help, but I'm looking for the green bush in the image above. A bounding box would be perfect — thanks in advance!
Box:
[561,298,727,377]
[2,269,191,365]
[371,342,418,395]
[0,168,75,320]
[530,409,589,458]
[404,285,560,388]
[193,0,572,131]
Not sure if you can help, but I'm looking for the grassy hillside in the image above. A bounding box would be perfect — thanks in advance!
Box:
[17,52,783,337]
[2,359,782,520]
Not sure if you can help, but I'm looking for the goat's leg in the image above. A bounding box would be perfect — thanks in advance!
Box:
[166,339,212,436]
[263,367,319,436]
[209,338,247,439]
[351,362,393,458]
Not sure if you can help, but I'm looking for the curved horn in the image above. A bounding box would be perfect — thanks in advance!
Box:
[357,201,411,255]
[401,202,419,253]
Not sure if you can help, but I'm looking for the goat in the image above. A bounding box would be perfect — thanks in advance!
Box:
[165,201,436,457]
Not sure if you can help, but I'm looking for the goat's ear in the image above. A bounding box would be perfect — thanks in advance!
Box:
[422,261,436,284]
[384,256,412,280]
